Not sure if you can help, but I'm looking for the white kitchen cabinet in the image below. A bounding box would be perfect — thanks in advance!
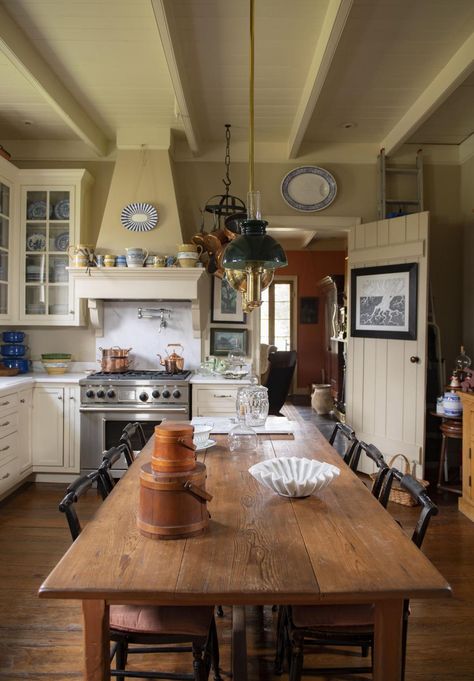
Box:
[0,157,16,322]
[18,170,93,325]
[192,384,240,417]
[32,384,80,472]
[0,386,33,499]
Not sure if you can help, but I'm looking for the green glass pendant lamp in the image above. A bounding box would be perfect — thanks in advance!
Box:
[222,0,287,310]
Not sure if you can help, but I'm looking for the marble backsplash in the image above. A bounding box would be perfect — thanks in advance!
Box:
[95,300,201,371]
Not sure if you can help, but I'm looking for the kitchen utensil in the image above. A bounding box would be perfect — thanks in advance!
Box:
[156,354,179,374]
[99,346,132,358]
[125,247,148,267]
[223,212,246,240]
[1,344,28,357]
[2,331,25,343]
[98,356,132,373]
[2,358,29,373]
[166,344,184,370]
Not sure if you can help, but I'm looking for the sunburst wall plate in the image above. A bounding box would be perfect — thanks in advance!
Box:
[121,203,159,232]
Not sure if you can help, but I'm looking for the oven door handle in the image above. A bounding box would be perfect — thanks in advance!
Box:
[79,406,189,414]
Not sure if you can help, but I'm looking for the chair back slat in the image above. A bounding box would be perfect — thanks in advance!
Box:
[59,470,102,541]
[97,444,129,497]
[328,422,359,470]
[119,422,146,466]
[357,441,390,504]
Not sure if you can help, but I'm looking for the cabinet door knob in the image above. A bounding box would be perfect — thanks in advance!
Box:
[410,356,420,364]
[1,472,10,480]
[69,396,74,400]
[20,399,25,403]
[0,421,10,427]
[0,445,10,452]
[0,401,9,406]
[58,396,63,400]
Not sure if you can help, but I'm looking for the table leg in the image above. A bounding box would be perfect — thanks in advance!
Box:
[82,599,110,681]
[231,605,248,681]
[373,599,404,681]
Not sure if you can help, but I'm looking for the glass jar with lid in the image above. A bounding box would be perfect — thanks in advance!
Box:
[236,378,269,427]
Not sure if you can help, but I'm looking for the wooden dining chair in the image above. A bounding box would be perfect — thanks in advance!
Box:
[355,441,391,506]
[328,422,359,470]
[119,422,146,466]
[97,444,130,497]
[274,471,439,681]
[59,472,221,681]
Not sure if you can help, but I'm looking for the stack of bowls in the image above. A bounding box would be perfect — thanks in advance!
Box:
[1,331,30,373]
[41,353,72,375]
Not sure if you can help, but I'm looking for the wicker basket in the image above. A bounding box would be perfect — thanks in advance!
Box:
[370,454,429,507]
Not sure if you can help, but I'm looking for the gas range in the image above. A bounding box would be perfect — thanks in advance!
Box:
[79,370,192,407]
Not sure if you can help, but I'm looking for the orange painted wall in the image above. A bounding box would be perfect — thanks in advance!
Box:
[284,250,346,391]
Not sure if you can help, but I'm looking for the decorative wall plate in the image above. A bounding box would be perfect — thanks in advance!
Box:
[27,201,48,220]
[53,199,70,220]
[54,232,69,251]
[26,233,46,251]
[121,202,159,232]
[281,166,337,212]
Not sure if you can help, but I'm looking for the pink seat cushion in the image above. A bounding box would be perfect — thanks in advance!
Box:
[110,605,214,636]
[292,603,374,629]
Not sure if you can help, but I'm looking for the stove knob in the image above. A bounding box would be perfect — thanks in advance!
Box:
[161,389,170,399]
[86,389,95,399]
[139,392,149,402]
[152,389,160,399]
[107,389,116,399]
[96,389,105,399]
[172,389,181,399]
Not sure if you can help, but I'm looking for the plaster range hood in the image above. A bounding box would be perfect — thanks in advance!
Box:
[68,267,209,338]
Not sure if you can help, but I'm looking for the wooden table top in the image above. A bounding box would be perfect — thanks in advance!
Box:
[39,420,450,606]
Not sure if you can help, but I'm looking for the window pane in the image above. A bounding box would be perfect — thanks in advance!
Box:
[274,283,290,302]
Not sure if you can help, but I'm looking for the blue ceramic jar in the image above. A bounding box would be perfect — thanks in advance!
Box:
[443,391,462,417]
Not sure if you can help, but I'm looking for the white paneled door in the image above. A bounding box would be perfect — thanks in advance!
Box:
[346,212,429,476]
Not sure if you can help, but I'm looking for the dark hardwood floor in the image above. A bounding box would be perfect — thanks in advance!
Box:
[0,404,473,680]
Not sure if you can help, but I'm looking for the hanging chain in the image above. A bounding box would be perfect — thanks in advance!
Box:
[223,123,232,196]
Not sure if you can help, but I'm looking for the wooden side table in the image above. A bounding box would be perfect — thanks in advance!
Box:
[430,411,463,494]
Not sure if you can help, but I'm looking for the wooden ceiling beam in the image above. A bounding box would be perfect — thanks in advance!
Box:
[382,32,474,156]
[0,3,108,157]
[151,0,201,156]
[287,0,353,159]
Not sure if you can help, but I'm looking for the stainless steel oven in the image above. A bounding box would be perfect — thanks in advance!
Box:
[79,370,191,475]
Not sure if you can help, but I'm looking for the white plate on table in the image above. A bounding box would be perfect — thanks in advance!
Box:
[194,439,216,452]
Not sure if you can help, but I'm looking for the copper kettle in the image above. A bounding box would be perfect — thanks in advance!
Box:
[166,344,184,370]
[157,354,179,374]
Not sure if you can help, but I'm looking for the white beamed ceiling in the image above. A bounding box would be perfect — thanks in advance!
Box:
[0,0,472,159]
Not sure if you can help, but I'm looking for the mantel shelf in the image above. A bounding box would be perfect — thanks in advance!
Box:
[68,267,209,338]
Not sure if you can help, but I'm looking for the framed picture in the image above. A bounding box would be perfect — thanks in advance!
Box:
[300,296,319,324]
[210,328,248,356]
[350,263,418,340]
[212,277,246,324]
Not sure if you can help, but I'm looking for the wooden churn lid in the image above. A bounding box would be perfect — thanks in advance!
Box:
[152,421,196,473]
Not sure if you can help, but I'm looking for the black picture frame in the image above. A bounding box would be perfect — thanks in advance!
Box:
[300,297,319,324]
[350,263,418,340]
[211,277,246,324]
[210,327,248,356]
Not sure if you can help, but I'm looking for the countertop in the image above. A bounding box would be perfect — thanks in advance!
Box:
[0,372,87,390]
[190,374,252,385]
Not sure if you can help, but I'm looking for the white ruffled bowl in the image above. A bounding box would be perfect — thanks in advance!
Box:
[248,457,340,498]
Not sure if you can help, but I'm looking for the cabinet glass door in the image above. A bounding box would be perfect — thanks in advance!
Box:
[24,188,71,318]
[0,181,10,315]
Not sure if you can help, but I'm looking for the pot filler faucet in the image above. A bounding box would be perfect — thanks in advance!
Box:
[137,308,171,332]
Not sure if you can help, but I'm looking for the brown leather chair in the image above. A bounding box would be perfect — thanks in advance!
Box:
[264,350,297,415]
[59,471,221,681]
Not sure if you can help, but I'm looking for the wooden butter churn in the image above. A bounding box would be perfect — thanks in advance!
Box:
[137,422,212,539]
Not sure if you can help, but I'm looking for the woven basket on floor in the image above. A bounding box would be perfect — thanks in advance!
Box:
[371,453,429,507]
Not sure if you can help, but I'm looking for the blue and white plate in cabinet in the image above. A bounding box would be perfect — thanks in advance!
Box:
[281,166,337,212]
[26,233,46,251]
[27,201,48,220]
[54,232,69,251]
[120,202,159,232]
[53,199,70,220]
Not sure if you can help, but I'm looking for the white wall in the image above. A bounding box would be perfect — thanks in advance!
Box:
[96,301,201,371]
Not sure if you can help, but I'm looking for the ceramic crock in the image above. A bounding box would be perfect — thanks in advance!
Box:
[443,391,462,417]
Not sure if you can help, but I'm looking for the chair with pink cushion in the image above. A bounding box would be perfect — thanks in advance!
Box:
[59,471,221,681]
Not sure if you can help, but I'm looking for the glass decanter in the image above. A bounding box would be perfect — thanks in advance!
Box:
[236,378,269,427]
[227,408,258,453]
[456,346,471,373]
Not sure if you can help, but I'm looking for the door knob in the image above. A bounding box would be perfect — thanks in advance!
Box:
[410,356,420,364]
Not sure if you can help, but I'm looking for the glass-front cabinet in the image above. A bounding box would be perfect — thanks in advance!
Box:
[17,170,93,325]
[0,179,11,317]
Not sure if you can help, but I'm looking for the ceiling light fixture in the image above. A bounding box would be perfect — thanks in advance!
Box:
[222,0,287,312]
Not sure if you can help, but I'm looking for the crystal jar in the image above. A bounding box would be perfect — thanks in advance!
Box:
[227,415,257,453]
[236,380,269,427]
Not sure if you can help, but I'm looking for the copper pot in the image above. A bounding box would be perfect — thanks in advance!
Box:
[98,356,132,373]
[99,346,132,358]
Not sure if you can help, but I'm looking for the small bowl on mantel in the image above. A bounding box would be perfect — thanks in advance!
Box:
[248,457,340,498]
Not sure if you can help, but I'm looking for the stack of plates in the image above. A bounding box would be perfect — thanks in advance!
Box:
[26,265,44,282]
[26,303,45,314]
[48,304,68,315]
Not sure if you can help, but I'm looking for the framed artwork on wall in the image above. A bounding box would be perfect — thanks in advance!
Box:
[211,276,246,324]
[210,328,248,356]
[300,296,319,324]
[350,262,418,340]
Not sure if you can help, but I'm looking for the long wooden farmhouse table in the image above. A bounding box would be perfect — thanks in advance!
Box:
[39,419,450,681]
